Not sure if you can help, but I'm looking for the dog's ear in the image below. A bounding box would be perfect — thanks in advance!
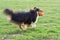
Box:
[34,7,37,9]
[34,7,40,12]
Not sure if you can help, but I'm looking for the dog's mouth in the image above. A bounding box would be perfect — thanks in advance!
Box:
[38,11,44,16]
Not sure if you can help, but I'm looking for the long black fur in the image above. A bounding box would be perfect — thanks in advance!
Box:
[4,7,40,25]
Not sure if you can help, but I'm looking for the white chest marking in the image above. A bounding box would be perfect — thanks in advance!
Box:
[35,12,39,23]
[35,15,39,23]
[31,12,39,28]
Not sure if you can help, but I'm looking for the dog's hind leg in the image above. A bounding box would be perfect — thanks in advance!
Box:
[18,24,23,31]
[24,24,30,30]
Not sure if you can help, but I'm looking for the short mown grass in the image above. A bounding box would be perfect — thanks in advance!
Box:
[0,0,60,40]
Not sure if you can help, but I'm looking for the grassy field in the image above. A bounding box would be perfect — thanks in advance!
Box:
[0,0,60,40]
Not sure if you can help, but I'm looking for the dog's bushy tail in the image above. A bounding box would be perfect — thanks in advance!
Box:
[4,9,14,15]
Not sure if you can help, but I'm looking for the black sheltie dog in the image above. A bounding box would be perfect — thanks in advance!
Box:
[4,7,43,30]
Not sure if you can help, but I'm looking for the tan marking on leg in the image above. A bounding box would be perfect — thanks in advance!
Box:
[24,24,30,30]
[18,24,23,30]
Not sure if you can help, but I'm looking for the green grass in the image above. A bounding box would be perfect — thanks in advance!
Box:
[0,0,60,40]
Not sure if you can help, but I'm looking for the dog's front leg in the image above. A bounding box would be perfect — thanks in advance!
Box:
[31,22,36,28]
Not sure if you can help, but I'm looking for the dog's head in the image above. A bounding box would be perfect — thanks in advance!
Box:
[4,9,13,15]
[34,7,44,16]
